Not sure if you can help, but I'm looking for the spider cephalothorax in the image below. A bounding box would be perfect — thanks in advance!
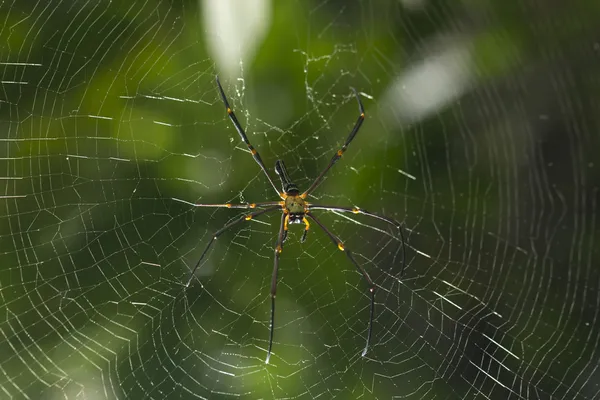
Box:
[275,159,310,242]
[183,75,406,364]
[284,195,307,222]
[278,162,307,214]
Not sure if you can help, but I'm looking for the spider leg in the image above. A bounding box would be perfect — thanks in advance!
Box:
[308,205,406,277]
[216,75,282,197]
[185,205,280,287]
[173,198,282,209]
[281,212,289,243]
[302,88,365,198]
[306,213,375,357]
[301,217,310,243]
[266,213,288,364]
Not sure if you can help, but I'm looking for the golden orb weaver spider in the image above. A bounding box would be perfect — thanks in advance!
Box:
[185,76,406,364]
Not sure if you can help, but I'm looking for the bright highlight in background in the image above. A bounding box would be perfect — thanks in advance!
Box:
[203,0,272,77]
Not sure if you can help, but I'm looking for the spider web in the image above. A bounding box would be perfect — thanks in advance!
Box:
[1,0,599,399]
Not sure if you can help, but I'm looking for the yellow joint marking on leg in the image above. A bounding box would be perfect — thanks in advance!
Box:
[361,112,365,119]
[245,215,253,220]
[337,242,345,251]
[227,107,232,114]
[276,245,282,253]
[284,215,289,230]
[303,217,310,230]
[337,149,343,157]
[352,207,360,214]
[251,148,257,155]
[226,203,232,208]
[249,203,256,208]
[300,193,307,199]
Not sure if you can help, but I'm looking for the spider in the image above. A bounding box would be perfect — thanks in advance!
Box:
[185,76,406,364]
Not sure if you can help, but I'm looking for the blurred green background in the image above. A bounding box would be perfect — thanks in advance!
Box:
[0,0,599,399]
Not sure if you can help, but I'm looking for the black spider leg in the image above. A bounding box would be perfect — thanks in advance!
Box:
[185,205,280,287]
[216,75,281,196]
[179,200,282,209]
[306,213,374,357]
[302,88,365,197]
[308,205,406,277]
[266,213,288,364]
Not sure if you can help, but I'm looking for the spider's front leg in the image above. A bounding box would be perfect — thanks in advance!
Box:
[308,204,406,277]
[185,205,280,287]
[266,213,288,364]
[306,212,375,357]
